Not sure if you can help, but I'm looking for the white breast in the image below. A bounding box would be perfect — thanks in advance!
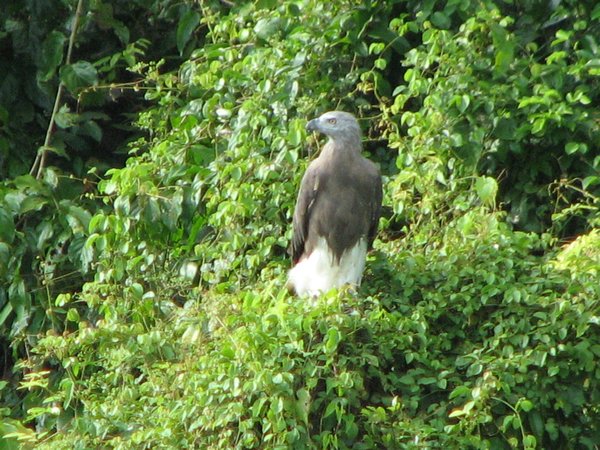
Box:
[287,236,368,297]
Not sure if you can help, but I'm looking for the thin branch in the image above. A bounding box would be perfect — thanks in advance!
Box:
[31,0,85,179]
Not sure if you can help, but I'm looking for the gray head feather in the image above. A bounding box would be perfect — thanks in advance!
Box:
[306,111,361,147]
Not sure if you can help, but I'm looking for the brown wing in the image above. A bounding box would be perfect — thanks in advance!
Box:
[290,166,319,265]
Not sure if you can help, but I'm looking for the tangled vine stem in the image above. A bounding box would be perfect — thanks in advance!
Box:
[30,0,85,179]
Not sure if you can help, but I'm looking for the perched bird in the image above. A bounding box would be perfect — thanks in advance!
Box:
[287,111,382,296]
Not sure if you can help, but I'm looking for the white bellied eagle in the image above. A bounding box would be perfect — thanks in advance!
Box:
[287,111,382,296]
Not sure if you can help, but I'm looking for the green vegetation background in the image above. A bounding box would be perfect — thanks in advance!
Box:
[0,0,599,448]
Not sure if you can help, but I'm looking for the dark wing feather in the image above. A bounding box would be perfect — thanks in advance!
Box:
[290,166,319,265]
[367,169,383,249]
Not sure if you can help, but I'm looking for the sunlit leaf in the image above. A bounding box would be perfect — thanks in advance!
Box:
[475,176,498,209]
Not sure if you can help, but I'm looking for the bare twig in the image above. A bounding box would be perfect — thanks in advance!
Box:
[30,0,85,179]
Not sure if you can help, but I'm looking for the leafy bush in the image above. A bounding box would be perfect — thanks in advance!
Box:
[24,210,600,449]
[377,1,600,235]
[0,0,215,438]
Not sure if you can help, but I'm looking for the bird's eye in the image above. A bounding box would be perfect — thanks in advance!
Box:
[328,118,337,125]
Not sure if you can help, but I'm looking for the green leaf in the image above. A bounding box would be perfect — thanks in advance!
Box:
[3,192,24,213]
[323,399,339,419]
[36,222,54,250]
[94,2,130,44]
[287,120,303,147]
[0,209,15,243]
[39,31,66,81]
[0,241,8,268]
[325,328,340,353]
[455,94,470,113]
[475,176,498,208]
[221,345,235,359]
[12,174,43,191]
[582,176,599,190]
[60,61,98,93]
[523,434,537,449]
[494,117,516,140]
[565,142,579,155]
[448,408,466,418]
[65,204,92,232]
[369,42,385,55]
[177,10,200,54]
[295,388,310,424]
[374,58,387,70]
[54,105,76,129]
[519,399,533,412]
[552,29,571,46]
[8,279,28,321]
[531,118,545,135]
[495,46,514,75]
[431,11,451,29]
[272,373,283,384]
[44,168,59,189]
[81,120,103,142]
[466,362,483,377]
[39,145,68,159]
[0,302,13,328]
[62,378,75,410]
[449,385,471,399]
[67,308,80,322]
[130,283,144,301]
[254,18,281,40]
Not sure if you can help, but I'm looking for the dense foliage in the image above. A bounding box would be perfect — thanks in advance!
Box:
[1,0,599,448]
[0,0,204,389]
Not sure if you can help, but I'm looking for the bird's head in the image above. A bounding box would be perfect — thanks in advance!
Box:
[306,111,361,145]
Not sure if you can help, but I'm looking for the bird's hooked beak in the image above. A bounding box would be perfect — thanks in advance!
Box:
[306,118,319,132]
